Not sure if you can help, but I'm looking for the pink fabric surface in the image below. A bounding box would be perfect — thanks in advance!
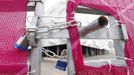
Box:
[66,0,134,75]
[77,65,127,75]
[0,0,27,75]
[66,1,84,74]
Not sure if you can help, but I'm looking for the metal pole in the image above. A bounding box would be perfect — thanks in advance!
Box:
[57,45,60,56]
[86,47,89,57]
[108,16,125,57]
[67,39,75,75]
[79,16,108,37]
[29,1,44,75]
[30,41,42,75]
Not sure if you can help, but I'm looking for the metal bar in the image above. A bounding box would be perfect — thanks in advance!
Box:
[79,16,108,37]
[120,25,128,41]
[84,59,127,67]
[36,25,126,39]
[35,2,44,17]
[30,43,42,75]
[113,40,125,57]
[108,16,126,60]
[86,47,89,57]
[67,39,75,75]
[75,6,110,15]
[57,45,60,56]
[29,2,44,75]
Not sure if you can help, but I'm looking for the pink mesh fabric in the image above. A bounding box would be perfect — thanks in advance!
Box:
[0,0,27,75]
[66,0,134,75]
[78,65,127,75]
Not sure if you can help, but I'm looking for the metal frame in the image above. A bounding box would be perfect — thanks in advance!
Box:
[75,6,110,15]
[108,16,126,57]
[26,1,129,75]
[27,0,43,75]
[36,25,128,40]
[67,39,75,75]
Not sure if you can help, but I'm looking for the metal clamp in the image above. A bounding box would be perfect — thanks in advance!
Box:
[26,28,37,47]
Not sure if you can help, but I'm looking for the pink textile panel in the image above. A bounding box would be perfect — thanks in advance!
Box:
[66,0,134,75]
[0,0,27,75]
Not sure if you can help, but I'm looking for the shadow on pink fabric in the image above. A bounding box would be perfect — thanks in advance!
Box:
[66,0,134,75]
[0,0,27,75]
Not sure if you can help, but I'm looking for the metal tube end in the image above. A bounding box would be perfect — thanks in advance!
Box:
[98,16,108,26]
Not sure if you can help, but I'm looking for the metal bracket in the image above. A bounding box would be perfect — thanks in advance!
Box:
[26,28,37,47]
[27,0,42,11]
[119,25,128,41]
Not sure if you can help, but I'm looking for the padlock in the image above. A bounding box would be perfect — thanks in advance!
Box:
[55,59,67,71]
[14,33,29,51]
